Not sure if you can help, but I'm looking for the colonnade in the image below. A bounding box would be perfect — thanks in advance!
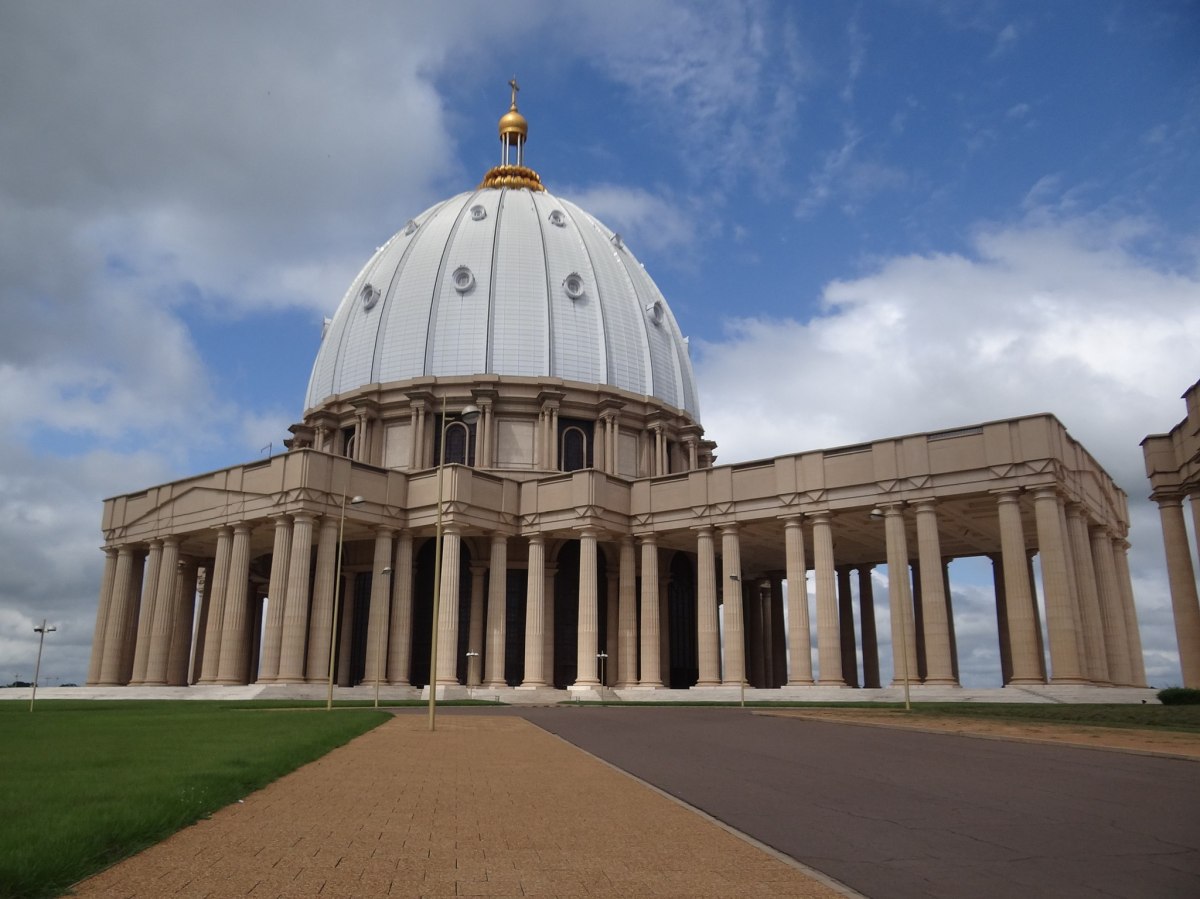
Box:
[88,485,1146,690]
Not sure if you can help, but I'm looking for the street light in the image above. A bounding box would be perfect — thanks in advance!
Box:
[427,398,480,732]
[327,492,365,711]
[376,566,393,708]
[30,619,56,712]
[596,651,608,687]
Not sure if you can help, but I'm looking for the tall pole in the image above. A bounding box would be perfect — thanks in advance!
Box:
[30,619,56,712]
[428,396,449,732]
[327,491,363,710]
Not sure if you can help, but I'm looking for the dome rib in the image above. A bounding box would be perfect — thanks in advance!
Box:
[423,191,481,377]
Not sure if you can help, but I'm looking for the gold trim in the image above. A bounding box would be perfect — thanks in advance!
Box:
[479,164,545,192]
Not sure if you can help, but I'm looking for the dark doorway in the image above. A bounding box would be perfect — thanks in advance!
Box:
[410,537,473,687]
[667,552,698,688]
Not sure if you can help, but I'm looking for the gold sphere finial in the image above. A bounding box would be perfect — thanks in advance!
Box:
[498,75,528,139]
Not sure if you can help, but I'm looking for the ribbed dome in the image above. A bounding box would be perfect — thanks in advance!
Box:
[305,187,701,420]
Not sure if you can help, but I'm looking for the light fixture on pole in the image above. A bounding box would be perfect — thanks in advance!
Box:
[376,566,393,709]
[327,492,365,711]
[596,651,608,687]
[30,619,56,712]
[427,399,481,732]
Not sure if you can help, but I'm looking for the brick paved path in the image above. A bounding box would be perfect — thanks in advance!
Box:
[72,715,848,898]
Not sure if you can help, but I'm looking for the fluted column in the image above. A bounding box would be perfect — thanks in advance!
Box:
[276,513,315,683]
[1032,488,1086,683]
[467,563,486,686]
[783,517,814,685]
[1113,539,1146,686]
[638,535,663,687]
[617,537,637,686]
[130,540,163,685]
[197,527,232,684]
[1091,525,1132,686]
[1066,504,1109,683]
[364,527,395,686]
[98,547,137,685]
[543,563,557,684]
[695,527,721,685]
[190,560,213,684]
[605,563,619,685]
[306,517,340,683]
[167,559,198,685]
[721,525,746,686]
[1155,495,1200,687]
[216,524,253,684]
[858,567,880,688]
[259,515,293,683]
[87,549,119,686]
[143,537,181,685]
[882,504,917,686]
[521,535,547,687]
[995,490,1044,683]
[484,534,507,687]
[336,573,355,686]
[434,526,462,685]
[117,552,144,683]
[574,529,600,686]
[913,501,955,684]
[836,566,857,687]
[811,513,842,685]
[388,531,415,685]
[747,579,765,687]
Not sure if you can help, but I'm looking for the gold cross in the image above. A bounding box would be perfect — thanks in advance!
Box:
[509,76,520,108]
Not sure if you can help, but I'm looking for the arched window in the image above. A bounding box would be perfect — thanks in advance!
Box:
[444,422,469,465]
[341,426,356,459]
[561,427,587,472]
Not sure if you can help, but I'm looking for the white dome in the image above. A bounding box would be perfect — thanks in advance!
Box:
[305,187,701,421]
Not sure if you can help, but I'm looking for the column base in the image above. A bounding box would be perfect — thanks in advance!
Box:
[516,682,547,690]
[786,679,817,686]
[633,682,663,689]
[922,678,960,686]
[817,679,847,687]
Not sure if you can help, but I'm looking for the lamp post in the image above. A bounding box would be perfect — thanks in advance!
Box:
[327,492,365,711]
[376,566,393,708]
[427,399,481,732]
[30,620,56,712]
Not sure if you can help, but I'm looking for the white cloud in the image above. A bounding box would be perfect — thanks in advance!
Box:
[696,212,1200,686]
[561,184,700,258]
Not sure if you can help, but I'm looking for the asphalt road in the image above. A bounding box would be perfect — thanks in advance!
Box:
[514,706,1200,899]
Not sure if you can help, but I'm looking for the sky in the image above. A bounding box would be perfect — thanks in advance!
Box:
[1,0,1198,689]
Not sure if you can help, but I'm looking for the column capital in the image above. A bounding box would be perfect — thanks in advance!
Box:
[911,498,938,513]
[879,501,906,517]
[269,512,294,525]
[691,524,716,536]
[992,487,1023,504]
[636,532,658,546]
[373,524,395,538]
[1151,491,1187,509]
[780,513,805,526]
[719,522,740,535]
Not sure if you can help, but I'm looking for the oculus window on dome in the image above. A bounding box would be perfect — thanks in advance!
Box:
[470,204,487,221]
[563,272,585,300]
[359,283,380,311]
[548,209,566,227]
[452,265,475,294]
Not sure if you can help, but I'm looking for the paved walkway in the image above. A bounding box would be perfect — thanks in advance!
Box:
[72,715,850,898]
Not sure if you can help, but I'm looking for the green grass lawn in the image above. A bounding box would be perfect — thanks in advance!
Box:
[0,701,391,899]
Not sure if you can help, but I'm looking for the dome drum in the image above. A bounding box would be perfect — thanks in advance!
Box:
[290,373,714,479]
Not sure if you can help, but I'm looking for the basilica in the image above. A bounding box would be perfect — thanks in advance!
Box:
[87,90,1147,697]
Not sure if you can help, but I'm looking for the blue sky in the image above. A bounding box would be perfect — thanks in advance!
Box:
[1,0,1197,688]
